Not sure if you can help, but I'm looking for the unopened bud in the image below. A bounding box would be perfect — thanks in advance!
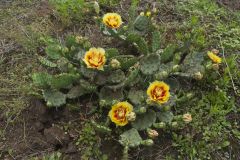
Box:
[212,63,219,70]
[155,71,168,80]
[141,139,154,146]
[123,26,128,31]
[152,8,157,13]
[171,121,178,128]
[99,100,106,107]
[62,47,69,53]
[172,65,180,72]
[146,11,151,17]
[126,112,136,122]
[71,46,76,51]
[182,113,192,123]
[139,107,147,113]
[110,59,121,69]
[147,129,159,138]
[140,12,144,16]
[75,36,83,43]
[193,72,203,80]
[93,1,100,14]
[211,49,219,55]
[154,122,166,129]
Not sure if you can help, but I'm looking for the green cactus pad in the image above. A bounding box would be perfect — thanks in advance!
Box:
[80,65,97,79]
[79,79,97,92]
[99,87,124,107]
[38,56,57,68]
[32,72,52,88]
[91,120,112,134]
[119,128,142,147]
[67,85,89,99]
[152,30,161,52]
[45,44,62,60]
[133,15,150,33]
[50,73,79,89]
[157,111,174,123]
[127,33,149,55]
[107,69,125,84]
[43,89,66,107]
[132,109,156,130]
[160,44,176,63]
[128,89,146,105]
[105,48,119,58]
[140,54,160,75]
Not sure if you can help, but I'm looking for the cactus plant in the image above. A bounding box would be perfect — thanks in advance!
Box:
[132,109,157,130]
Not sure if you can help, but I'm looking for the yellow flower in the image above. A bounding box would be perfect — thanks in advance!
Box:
[108,102,133,126]
[147,81,170,104]
[207,51,221,64]
[83,47,106,70]
[103,13,122,29]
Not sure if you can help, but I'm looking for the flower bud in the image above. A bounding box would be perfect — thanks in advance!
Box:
[152,8,157,13]
[155,71,168,80]
[147,129,159,138]
[71,46,76,51]
[110,59,121,69]
[211,49,219,55]
[141,139,154,146]
[93,1,100,14]
[75,36,83,43]
[212,63,219,70]
[140,12,144,16]
[99,100,106,107]
[126,112,136,122]
[123,26,128,31]
[146,11,151,17]
[154,122,166,129]
[171,121,178,128]
[172,65,180,72]
[139,107,147,113]
[193,72,203,80]
[62,47,69,53]
[182,113,192,123]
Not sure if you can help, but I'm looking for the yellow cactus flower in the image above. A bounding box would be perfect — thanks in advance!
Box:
[146,11,151,17]
[108,102,133,126]
[147,81,170,104]
[207,51,221,64]
[103,13,122,29]
[83,47,106,70]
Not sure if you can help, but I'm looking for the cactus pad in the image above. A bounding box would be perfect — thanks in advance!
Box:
[43,89,66,107]
[133,15,150,33]
[99,87,124,107]
[157,111,174,123]
[119,128,142,147]
[107,69,125,84]
[50,73,79,89]
[140,54,160,75]
[128,89,146,105]
[32,73,52,88]
[132,109,156,130]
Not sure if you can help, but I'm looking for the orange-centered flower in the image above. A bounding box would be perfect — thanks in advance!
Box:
[103,13,122,29]
[108,102,133,126]
[207,51,221,64]
[83,47,106,70]
[147,81,170,104]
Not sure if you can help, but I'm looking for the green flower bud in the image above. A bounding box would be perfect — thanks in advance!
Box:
[171,121,178,128]
[155,71,168,80]
[93,1,100,14]
[193,72,203,80]
[126,112,136,122]
[212,63,219,70]
[110,59,121,69]
[99,100,106,107]
[153,122,166,129]
[172,65,180,72]
[147,129,159,138]
[141,139,154,146]
[139,107,147,113]
[163,105,171,111]
[62,47,69,53]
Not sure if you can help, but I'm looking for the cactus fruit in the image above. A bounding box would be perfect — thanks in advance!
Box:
[132,109,156,130]
[140,54,160,75]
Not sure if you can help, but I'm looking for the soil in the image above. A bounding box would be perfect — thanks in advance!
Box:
[217,0,240,10]
[0,99,83,159]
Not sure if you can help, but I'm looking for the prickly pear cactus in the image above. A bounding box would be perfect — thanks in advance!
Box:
[119,128,142,147]
[43,89,66,107]
[132,109,157,130]
[140,53,160,75]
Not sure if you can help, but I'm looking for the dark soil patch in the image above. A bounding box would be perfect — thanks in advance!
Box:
[217,0,240,10]
[0,99,82,160]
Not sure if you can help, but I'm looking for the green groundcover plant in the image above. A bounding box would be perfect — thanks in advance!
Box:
[31,2,226,159]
